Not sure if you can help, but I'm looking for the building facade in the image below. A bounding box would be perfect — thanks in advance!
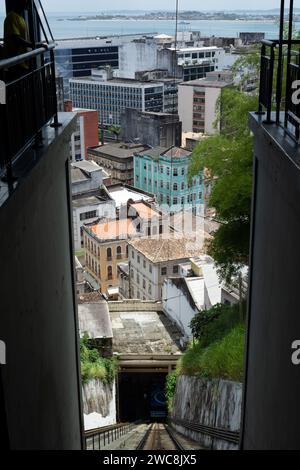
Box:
[70,69,165,126]
[88,142,148,186]
[128,237,204,301]
[64,101,99,161]
[134,146,204,214]
[121,109,182,148]
[178,74,233,134]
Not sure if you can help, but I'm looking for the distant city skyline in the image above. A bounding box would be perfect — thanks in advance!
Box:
[1,0,299,14]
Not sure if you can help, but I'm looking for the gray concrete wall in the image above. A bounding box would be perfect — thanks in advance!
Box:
[241,115,300,450]
[108,300,163,312]
[0,114,83,449]
[172,376,242,450]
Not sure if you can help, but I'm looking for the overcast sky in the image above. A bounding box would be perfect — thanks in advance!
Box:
[20,1,299,13]
[1,0,300,14]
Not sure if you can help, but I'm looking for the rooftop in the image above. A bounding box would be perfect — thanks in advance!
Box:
[109,304,183,355]
[78,301,113,339]
[137,146,191,160]
[182,77,232,88]
[128,236,205,263]
[70,76,164,87]
[89,142,148,160]
[72,195,107,209]
[128,202,160,220]
[72,160,102,174]
[86,218,137,241]
[108,185,153,208]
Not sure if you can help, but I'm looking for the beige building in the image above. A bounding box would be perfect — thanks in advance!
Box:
[83,219,136,296]
[128,236,205,301]
[178,72,233,134]
[83,201,164,296]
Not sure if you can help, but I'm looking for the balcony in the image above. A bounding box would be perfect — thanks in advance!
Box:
[242,0,300,450]
[0,1,83,450]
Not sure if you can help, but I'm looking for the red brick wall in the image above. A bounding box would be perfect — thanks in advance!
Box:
[79,110,99,159]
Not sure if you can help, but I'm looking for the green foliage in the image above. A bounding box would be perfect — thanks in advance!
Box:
[178,325,245,382]
[109,125,122,140]
[80,334,118,385]
[165,371,178,413]
[190,87,257,282]
[190,302,245,347]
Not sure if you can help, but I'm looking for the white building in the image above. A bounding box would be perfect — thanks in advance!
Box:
[163,256,247,339]
[70,69,165,126]
[71,160,116,251]
[128,236,204,301]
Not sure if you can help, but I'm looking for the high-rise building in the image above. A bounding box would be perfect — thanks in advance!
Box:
[70,68,165,126]
[178,72,233,134]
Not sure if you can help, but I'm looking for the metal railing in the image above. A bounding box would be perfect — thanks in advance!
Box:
[0,0,60,180]
[170,417,240,445]
[85,422,134,450]
[257,1,300,142]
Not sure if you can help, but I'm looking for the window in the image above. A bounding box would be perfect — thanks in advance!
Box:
[143,260,146,269]
[167,167,170,176]
[107,266,113,280]
[80,210,97,221]
[117,246,122,259]
[199,192,203,199]
[181,182,185,190]
[159,225,163,235]
[181,167,185,176]
[149,264,153,273]
[137,255,140,264]
[143,279,146,289]
[173,168,178,176]
[173,183,178,191]
[161,267,167,276]
[131,250,135,259]
[173,197,178,205]
[173,265,179,274]
[126,245,129,257]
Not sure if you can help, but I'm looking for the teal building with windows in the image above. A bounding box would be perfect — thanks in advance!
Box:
[134,146,204,214]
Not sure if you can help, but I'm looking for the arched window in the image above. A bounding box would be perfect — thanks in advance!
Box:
[117,246,122,259]
[107,266,113,280]
[107,248,112,261]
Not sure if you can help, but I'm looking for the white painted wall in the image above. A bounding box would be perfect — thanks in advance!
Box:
[73,201,116,251]
[82,379,117,431]
[205,87,221,134]
[163,280,197,339]
[178,84,194,133]
[119,42,159,79]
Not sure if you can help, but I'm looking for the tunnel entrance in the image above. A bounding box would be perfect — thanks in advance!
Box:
[118,373,167,423]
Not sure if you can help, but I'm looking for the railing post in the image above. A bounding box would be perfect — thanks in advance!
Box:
[265,45,275,124]
[257,43,266,116]
[49,49,62,129]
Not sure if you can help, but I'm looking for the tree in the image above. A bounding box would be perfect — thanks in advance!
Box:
[109,125,122,141]
[189,88,257,282]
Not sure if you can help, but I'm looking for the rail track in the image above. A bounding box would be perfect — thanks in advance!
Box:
[137,423,184,451]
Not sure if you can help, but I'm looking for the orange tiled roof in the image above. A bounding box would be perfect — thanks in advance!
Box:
[89,218,137,240]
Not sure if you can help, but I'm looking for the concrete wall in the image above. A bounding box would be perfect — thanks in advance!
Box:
[82,379,116,430]
[178,84,194,133]
[172,376,242,450]
[241,115,300,450]
[0,114,83,449]
[119,42,159,79]
[205,87,221,134]
[163,280,197,338]
[108,300,163,312]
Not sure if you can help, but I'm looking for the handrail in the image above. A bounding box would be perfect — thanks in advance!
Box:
[0,43,55,70]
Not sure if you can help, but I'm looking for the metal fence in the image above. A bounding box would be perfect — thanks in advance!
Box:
[0,44,59,176]
[85,422,134,450]
[257,1,300,142]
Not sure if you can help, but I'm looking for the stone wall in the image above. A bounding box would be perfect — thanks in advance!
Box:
[171,376,242,450]
[82,379,117,431]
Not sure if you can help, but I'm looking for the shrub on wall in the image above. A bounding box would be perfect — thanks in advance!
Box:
[80,334,118,385]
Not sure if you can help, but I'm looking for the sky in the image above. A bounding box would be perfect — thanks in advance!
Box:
[1,0,300,14]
